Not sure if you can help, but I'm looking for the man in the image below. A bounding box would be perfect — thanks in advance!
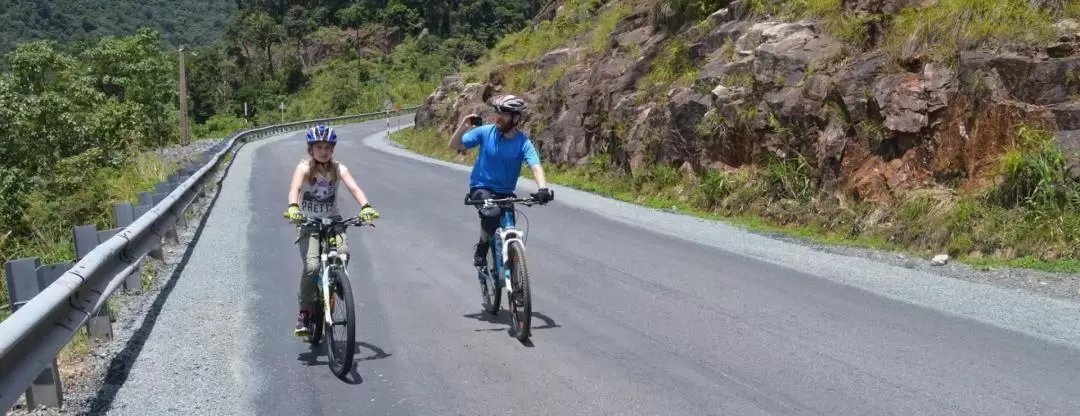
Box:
[448,94,554,267]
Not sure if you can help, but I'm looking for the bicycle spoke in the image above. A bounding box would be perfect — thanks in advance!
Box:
[507,241,532,341]
[462,195,546,342]
[325,272,356,377]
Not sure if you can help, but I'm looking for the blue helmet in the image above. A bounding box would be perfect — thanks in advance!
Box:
[306,124,337,145]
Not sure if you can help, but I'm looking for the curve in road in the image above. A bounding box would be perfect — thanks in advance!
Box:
[93,117,1080,416]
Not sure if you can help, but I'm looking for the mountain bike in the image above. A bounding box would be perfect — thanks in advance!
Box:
[464,191,551,341]
[294,214,372,377]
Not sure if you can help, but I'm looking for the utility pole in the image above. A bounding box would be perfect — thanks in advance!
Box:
[178,45,190,145]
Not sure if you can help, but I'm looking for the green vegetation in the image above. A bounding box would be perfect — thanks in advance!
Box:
[399,0,1080,275]
[0,29,181,274]
[393,122,1080,273]
[744,0,1077,62]
[0,0,546,326]
[185,0,544,134]
[2,0,1076,351]
[465,0,613,82]
[0,0,236,56]
[884,0,1063,62]
[639,36,700,102]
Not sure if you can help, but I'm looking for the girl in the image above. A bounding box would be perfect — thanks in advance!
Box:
[283,124,379,336]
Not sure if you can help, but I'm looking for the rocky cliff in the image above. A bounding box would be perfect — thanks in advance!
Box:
[413,0,1080,259]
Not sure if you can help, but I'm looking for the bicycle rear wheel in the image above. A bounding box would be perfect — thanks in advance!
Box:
[506,240,531,341]
[325,269,356,377]
[307,295,324,345]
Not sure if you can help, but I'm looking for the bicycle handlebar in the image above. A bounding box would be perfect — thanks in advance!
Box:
[464,189,554,207]
[464,195,541,207]
[294,215,374,230]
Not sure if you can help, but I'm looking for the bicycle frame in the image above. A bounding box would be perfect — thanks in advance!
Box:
[490,208,526,293]
[299,216,363,325]
[465,192,547,293]
[317,237,348,324]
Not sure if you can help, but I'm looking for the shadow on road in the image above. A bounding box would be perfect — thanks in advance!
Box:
[297,340,393,384]
[462,310,561,347]
[75,161,235,416]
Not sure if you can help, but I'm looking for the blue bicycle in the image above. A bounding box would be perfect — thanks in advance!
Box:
[464,192,550,341]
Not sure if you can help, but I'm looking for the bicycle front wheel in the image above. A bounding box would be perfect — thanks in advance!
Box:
[325,269,357,377]
[507,240,532,341]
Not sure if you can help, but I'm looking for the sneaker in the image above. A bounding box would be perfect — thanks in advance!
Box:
[473,242,489,267]
[293,310,311,337]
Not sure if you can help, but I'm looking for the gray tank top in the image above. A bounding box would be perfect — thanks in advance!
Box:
[298,167,340,218]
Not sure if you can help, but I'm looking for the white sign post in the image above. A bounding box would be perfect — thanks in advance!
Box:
[383,99,393,138]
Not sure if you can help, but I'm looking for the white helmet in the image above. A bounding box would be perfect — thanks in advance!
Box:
[491,94,527,114]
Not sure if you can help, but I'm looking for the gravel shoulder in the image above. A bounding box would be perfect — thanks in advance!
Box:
[6,137,232,416]
[381,122,1080,305]
[370,120,1080,349]
[788,237,1080,303]
[8,118,1080,415]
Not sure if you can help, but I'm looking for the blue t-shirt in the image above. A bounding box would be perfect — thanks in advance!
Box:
[461,124,541,194]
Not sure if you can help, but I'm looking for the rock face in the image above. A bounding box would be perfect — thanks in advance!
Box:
[304,24,405,66]
[415,0,1080,205]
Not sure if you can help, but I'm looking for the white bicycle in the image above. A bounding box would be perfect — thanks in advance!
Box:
[464,192,551,341]
[294,214,372,377]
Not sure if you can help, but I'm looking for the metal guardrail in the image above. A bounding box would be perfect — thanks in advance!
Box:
[0,106,421,412]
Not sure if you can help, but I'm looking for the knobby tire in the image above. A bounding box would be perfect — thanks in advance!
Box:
[507,241,531,341]
[307,293,324,345]
[326,269,357,377]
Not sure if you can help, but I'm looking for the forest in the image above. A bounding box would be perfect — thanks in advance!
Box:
[0,0,236,55]
[0,0,547,311]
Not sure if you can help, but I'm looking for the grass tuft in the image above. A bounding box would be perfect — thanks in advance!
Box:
[0,149,171,321]
[885,0,1058,62]
[745,0,1062,63]
[391,125,1080,273]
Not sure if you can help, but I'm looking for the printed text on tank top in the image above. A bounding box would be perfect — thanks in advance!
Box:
[299,169,339,218]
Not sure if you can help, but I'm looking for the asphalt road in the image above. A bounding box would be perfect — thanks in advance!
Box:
[98,116,1080,416]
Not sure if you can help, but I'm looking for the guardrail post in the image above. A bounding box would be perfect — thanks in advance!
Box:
[192,164,207,197]
[153,182,179,244]
[93,227,123,339]
[5,257,64,409]
[137,191,164,260]
[150,190,180,245]
[73,225,113,341]
[132,204,150,225]
[153,182,172,196]
[112,202,142,293]
[166,175,188,228]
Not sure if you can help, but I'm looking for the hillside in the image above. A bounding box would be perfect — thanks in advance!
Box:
[409,0,1080,270]
[0,0,546,319]
[180,0,545,132]
[0,0,236,54]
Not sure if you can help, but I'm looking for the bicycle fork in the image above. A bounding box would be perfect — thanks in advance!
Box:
[491,237,514,294]
[318,250,346,325]
[317,264,332,325]
[319,248,349,321]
